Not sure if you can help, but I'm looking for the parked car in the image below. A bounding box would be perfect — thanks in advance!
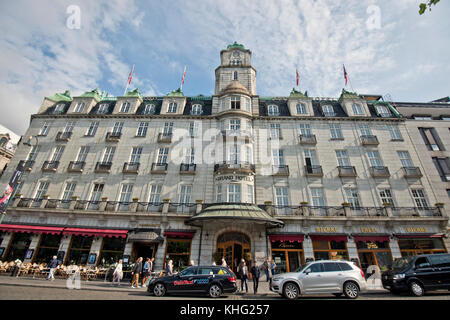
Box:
[382,253,450,297]
[147,265,237,298]
[270,260,367,299]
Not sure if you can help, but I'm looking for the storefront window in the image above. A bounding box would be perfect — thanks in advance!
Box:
[99,237,126,267]
[399,238,447,257]
[67,236,93,265]
[313,240,348,261]
[34,234,61,263]
[271,241,304,273]
[6,233,31,261]
[356,241,392,272]
[165,239,191,272]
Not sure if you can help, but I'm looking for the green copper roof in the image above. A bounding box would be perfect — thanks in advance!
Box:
[227,41,246,50]
[167,87,184,97]
[79,88,105,102]
[123,88,143,100]
[45,90,72,102]
[190,94,212,101]
[289,88,307,98]
[371,101,402,118]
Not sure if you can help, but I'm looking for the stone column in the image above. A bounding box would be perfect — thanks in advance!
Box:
[342,203,351,217]
[0,232,14,259]
[58,235,72,264]
[23,233,41,263]
[303,236,314,261]
[347,237,359,261]
[87,237,103,266]
[154,237,167,271]
[389,238,402,259]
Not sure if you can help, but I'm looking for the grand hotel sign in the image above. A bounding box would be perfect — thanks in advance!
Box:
[215,175,254,183]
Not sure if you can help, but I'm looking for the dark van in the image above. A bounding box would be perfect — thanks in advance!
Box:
[382,253,450,296]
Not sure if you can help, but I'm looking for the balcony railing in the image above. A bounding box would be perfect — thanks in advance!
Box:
[299,134,317,145]
[106,132,122,142]
[42,161,59,172]
[370,166,390,178]
[402,167,423,178]
[168,203,197,214]
[55,131,72,142]
[219,130,253,141]
[151,163,168,174]
[338,166,357,177]
[123,162,140,174]
[95,162,112,173]
[351,207,387,217]
[18,160,35,171]
[360,135,379,146]
[180,163,196,174]
[309,206,346,217]
[214,162,255,174]
[157,133,172,143]
[272,165,289,176]
[67,161,85,173]
[305,165,323,177]
[392,207,442,217]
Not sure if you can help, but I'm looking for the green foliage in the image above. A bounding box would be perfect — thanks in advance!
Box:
[419,0,440,15]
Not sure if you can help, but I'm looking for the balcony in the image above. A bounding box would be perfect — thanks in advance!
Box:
[272,165,289,176]
[95,162,112,173]
[360,135,379,146]
[123,162,140,174]
[18,160,34,171]
[214,162,255,175]
[157,133,172,143]
[67,161,85,173]
[219,130,253,142]
[55,131,72,142]
[402,167,423,179]
[299,134,317,145]
[151,163,168,174]
[180,163,196,175]
[392,207,442,217]
[305,165,323,177]
[338,166,357,177]
[369,166,390,178]
[309,206,346,217]
[105,132,121,142]
[41,161,59,172]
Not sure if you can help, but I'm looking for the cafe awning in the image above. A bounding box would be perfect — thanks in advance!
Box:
[163,230,196,239]
[62,228,128,238]
[352,234,390,243]
[309,234,348,242]
[269,234,304,243]
[0,224,64,235]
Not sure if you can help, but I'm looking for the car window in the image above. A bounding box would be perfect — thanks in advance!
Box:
[198,267,214,275]
[323,262,341,272]
[216,267,231,275]
[415,257,431,269]
[179,267,197,276]
[337,262,353,271]
[429,254,450,268]
[306,263,323,273]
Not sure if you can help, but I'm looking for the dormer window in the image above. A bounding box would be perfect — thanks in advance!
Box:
[375,105,391,118]
[352,103,364,115]
[231,59,241,66]
[168,102,177,113]
[233,71,238,80]
[191,104,202,115]
[74,102,85,113]
[296,103,307,114]
[268,105,280,116]
[97,103,108,114]
[322,105,335,117]
[231,96,240,109]
[120,102,130,113]
[54,104,65,114]
[143,104,155,115]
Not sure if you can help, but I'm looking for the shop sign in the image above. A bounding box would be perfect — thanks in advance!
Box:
[360,227,378,233]
[315,227,339,233]
[215,175,254,182]
[406,227,428,233]
[274,257,282,264]
[367,242,379,249]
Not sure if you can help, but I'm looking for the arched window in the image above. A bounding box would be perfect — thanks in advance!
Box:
[352,103,363,115]
[191,104,202,115]
[74,102,85,113]
[168,102,177,113]
[268,104,279,116]
[233,71,238,80]
[120,102,130,113]
[143,104,155,115]
[322,105,335,117]
[296,103,307,114]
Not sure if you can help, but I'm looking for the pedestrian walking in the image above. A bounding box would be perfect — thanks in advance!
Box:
[166,259,173,276]
[271,260,277,276]
[251,261,261,294]
[221,257,227,267]
[142,258,150,287]
[47,256,58,281]
[131,257,143,288]
[238,259,248,294]
[263,259,270,282]
[112,259,123,286]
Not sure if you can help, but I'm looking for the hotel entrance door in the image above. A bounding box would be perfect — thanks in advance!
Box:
[216,232,251,273]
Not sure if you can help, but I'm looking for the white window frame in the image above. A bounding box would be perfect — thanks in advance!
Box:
[120,102,131,113]
[336,150,351,167]
[330,124,343,139]
[157,148,169,164]
[137,122,149,137]
[130,147,143,164]
[296,103,307,114]
[74,102,85,113]
[268,104,279,116]
[86,121,99,136]
[168,102,177,113]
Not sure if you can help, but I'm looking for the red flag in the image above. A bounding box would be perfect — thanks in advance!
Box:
[128,64,135,85]
[181,66,186,85]
[296,68,300,87]
[343,64,348,86]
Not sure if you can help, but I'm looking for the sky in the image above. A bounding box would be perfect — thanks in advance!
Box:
[0,0,449,135]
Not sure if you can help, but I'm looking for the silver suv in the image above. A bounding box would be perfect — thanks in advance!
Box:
[270,260,367,299]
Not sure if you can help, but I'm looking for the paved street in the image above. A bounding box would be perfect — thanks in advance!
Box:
[0,275,449,300]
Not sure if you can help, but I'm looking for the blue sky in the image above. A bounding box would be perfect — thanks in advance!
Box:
[0,0,449,135]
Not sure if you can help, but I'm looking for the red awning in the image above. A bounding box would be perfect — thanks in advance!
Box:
[0,224,63,235]
[63,228,128,238]
[395,234,443,239]
[310,235,348,242]
[269,234,304,243]
[163,231,196,239]
[353,235,390,243]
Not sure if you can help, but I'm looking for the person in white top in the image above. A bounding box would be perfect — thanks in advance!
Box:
[112,259,123,286]
[221,257,227,267]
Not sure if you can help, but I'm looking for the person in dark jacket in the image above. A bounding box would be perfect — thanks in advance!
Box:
[131,257,143,288]
[237,260,248,294]
[47,256,59,281]
[251,261,261,294]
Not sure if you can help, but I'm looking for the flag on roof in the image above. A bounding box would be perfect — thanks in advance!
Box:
[343,64,348,86]
[296,68,300,87]
[181,66,187,85]
[128,64,135,85]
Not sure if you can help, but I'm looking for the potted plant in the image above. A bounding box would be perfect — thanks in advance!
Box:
[382,202,392,207]
[132,198,139,202]
[300,201,308,205]
[341,202,351,207]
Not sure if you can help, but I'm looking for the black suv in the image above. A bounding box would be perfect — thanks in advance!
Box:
[382,253,450,296]
[147,265,237,298]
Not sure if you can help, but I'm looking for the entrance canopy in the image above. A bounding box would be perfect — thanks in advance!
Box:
[185,204,284,228]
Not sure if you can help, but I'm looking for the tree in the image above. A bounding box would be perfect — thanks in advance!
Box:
[419,0,440,14]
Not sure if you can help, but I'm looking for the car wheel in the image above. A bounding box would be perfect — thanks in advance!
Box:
[343,282,359,299]
[283,282,300,300]
[409,281,425,297]
[209,284,222,298]
[333,293,343,297]
[153,283,166,297]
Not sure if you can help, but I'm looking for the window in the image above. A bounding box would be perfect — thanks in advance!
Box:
[179,185,192,204]
[102,146,116,163]
[230,119,241,131]
[311,188,325,206]
[63,121,75,133]
[244,97,251,112]
[379,189,394,206]
[330,124,343,139]
[229,145,241,164]
[99,238,126,267]
[112,122,124,134]
[307,263,324,273]
[272,149,285,166]
[216,185,223,202]
[414,116,432,120]
[275,187,289,206]
[34,234,62,264]
[76,146,90,162]
[432,157,450,181]
[35,182,49,200]
[323,262,341,272]
[246,120,253,134]
[86,121,99,136]
[27,145,40,161]
[299,124,311,136]
[168,102,177,113]
[74,102,85,113]
[247,185,253,204]
[119,184,133,203]
[397,151,413,167]
[419,128,443,151]
[149,185,162,203]
[228,184,241,203]
[359,124,372,136]
[97,103,108,114]
[245,146,253,164]
[344,188,361,209]
[51,146,65,162]
[143,104,155,115]
[376,105,391,117]
[367,151,383,167]
[62,183,76,201]
[39,122,50,136]
[137,122,149,137]
[120,102,130,113]
[189,122,199,137]
[270,123,281,139]
[233,71,238,80]
[336,150,350,167]
[411,189,428,209]
[231,96,240,109]
[157,148,169,164]
[352,103,364,115]
[90,184,104,202]
[388,125,402,140]
[164,239,191,272]
[130,147,143,164]
[304,149,318,166]
[184,148,195,164]
[268,105,279,116]
[191,104,202,115]
[163,122,174,135]
[54,104,65,114]
[296,103,307,114]
[322,105,335,116]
